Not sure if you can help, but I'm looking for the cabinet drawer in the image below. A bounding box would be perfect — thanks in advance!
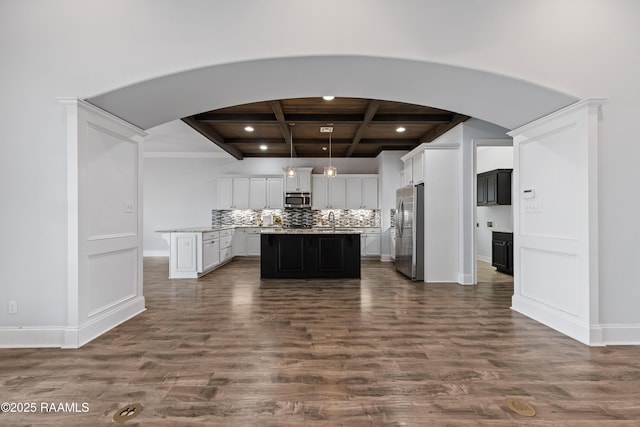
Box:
[220,228,233,238]
[203,231,219,241]
[220,247,232,261]
[220,235,232,249]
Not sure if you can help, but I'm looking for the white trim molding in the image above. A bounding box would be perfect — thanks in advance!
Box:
[509,98,605,346]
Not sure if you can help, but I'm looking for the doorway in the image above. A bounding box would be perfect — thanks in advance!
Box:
[473,139,514,286]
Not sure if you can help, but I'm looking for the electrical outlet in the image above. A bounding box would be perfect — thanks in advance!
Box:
[124,202,134,213]
[8,300,17,314]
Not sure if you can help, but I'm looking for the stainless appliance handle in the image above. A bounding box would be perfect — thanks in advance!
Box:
[397,199,404,238]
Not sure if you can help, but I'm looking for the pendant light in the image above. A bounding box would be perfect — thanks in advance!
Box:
[322,126,337,178]
[284,123,297,177]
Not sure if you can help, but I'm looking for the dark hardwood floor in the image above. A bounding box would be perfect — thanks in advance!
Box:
[1,258,639,425]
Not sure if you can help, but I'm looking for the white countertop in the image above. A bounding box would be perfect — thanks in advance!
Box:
[157,225,378,233]
[261,228,363,234]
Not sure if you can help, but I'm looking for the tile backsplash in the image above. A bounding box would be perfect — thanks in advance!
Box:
[212,208,380,228]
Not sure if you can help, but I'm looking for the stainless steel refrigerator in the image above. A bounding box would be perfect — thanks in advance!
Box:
[395,184,424,280]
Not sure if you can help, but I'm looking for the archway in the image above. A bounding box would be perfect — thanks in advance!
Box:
[88,55,577,131]
[73,55,594,347]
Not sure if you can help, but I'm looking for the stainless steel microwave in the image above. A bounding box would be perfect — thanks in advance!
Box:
[284,192,311,208]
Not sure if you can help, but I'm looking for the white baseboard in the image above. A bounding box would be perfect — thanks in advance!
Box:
[476,255,491,264]
[380,254,392,262]
[63,296,146,348]
[143,250,169,257]
[601,324,640,345]
[511,295,604,346]
[0,326,66,348]
[0,297,145,349]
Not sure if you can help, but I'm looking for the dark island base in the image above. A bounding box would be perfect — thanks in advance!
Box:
[261,233,361,279]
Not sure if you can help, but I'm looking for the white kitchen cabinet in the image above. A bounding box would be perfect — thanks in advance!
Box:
[202,231,220,271]
[346,176,378,209]
[170,233,198,277]
[402,150,425,186]
[219,228,233,263]
[246,228,262,256]
[266,177,284,208]
[249,178,267,209]
[168,231,223,279]
[360,228,381,257]
[412,150,424,184]
[311,176,329,208]
[216,177,234,209]
[346,178,361,209]
[284,167,312,192]
[403,158,413,185]
[217,177,250,209]
[232,228,247,256]
[313,175,346,209]
[329,177,346,209]
[233,178,250,209]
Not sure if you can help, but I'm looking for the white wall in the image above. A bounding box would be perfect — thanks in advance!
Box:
[3,0,640,345]
[476,146,514,262]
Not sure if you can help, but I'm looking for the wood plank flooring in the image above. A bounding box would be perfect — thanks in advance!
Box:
[1,258,639,425]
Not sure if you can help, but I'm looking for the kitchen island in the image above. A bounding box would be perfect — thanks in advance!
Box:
[260,229,361,279]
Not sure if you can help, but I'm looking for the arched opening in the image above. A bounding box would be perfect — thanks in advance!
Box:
[72,54,596,347]
[88,55,577,131]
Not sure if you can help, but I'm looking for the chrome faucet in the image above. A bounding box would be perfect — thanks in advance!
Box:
[328,211,336,233]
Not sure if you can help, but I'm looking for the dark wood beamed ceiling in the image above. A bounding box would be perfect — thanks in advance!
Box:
[182,97,470,158]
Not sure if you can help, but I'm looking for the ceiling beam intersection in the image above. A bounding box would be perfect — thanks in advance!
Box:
[345,100,381,157]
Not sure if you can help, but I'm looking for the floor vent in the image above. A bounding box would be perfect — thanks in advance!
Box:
[506,397,536,417]
[112,402,143,423]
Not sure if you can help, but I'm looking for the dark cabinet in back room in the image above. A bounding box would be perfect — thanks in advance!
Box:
[477,169,512,206]
[492,231,513,275]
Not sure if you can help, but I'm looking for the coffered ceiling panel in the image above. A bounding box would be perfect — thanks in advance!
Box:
[182,97,469,159]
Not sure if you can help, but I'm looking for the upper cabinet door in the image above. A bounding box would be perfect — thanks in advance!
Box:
[232,177,250,209]
[266,177,284,208]
[311,175,328,209]
[216,177,234,209]
[412,151,424,184]
[329,177,346,209]
[249,178,267,209]
[346,178,362,209]
[361,177,378,209]
[346,176,378,209]
[404,159,413,185]
[284,167,312,192]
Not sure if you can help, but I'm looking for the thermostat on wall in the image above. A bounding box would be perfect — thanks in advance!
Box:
[523,189,536,199]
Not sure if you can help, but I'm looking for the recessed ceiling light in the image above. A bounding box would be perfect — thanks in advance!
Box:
[244,126,254,132]
[322,96,335,101]
[259,144,267,150]
[322,146,328,151]
[396,126,406,133]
